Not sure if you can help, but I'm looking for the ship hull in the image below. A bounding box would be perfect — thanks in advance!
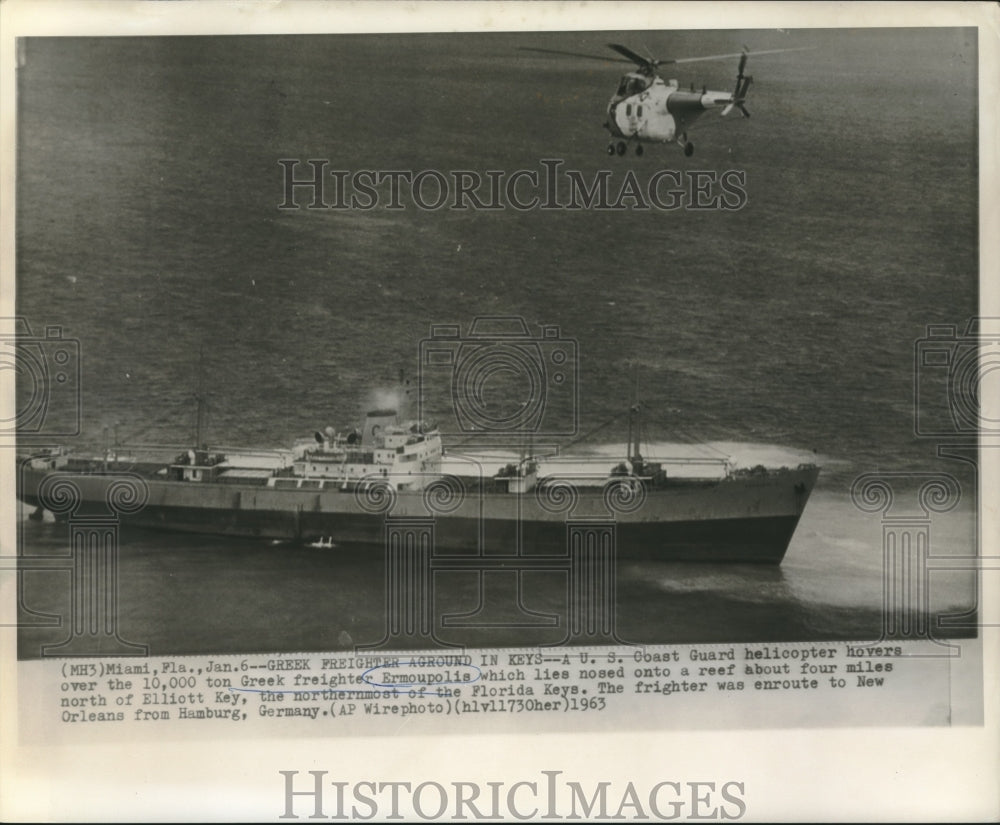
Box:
[18,464,819,564]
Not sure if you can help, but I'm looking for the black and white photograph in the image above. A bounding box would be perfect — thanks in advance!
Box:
[1,1,997,821]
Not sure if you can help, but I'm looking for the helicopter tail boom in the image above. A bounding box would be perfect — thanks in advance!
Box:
[666,89,740,117]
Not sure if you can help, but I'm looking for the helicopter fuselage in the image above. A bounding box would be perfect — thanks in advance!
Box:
[605,73,733,145]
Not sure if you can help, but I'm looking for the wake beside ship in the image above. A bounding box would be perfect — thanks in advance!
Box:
[17,401,819,564]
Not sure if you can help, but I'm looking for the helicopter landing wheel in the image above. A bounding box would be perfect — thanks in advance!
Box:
[684,142,694,157]
[606,143,615,156]
[616,141,626,156]
[635,144,644,156]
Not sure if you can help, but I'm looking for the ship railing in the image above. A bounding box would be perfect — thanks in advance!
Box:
[190,445,292,459]
[723,462,818,481]
[45,443,295,475]
[68,442,293,457]
[38,443,178,468]
[268,477,330,490]
[133,443,292,464]
[543,455,730,477]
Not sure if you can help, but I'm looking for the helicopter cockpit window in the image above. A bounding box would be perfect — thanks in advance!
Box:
[616,75,651,98]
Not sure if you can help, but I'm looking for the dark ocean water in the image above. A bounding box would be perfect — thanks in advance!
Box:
[13,29,980,657]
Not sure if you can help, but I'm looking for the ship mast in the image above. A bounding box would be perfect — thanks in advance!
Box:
[194,395,206,450]
[518,429,534,472]
[398,367,413,424]
[194,346,207,449]
[626,363,642,468]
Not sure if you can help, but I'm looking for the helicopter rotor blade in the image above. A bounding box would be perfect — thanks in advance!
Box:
[739,75,753,117]
[720,99,751,118]
[520,42,812,76]
[518,46,632,64]
[607,43,657,69]
[673,46,813,65]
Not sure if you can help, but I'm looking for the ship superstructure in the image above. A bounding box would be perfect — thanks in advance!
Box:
[284,408,442,491]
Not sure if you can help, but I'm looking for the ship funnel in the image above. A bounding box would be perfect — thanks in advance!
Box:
[362,408,398,447]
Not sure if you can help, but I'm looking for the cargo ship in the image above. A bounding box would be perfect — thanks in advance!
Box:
[17,402,819,564]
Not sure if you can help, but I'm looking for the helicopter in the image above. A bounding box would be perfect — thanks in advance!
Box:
[521,43,809,156]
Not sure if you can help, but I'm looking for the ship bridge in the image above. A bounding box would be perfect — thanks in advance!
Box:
[290,408,443,490]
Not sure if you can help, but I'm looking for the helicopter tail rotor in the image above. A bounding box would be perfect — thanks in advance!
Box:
[721,52,753,117]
